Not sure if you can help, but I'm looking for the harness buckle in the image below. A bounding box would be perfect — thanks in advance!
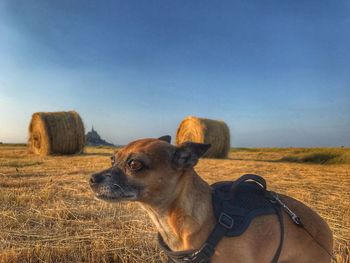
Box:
[218,212,234,229]
[270,192,304,227]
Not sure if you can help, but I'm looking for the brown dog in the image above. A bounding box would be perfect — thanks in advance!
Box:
[90,136,333,263]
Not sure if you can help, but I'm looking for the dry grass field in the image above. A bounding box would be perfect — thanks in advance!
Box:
[0,145,349,263]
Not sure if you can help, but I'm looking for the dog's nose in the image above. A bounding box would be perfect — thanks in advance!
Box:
[90,173,105,185]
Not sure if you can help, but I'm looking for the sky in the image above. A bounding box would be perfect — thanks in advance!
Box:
[0,0,349,147]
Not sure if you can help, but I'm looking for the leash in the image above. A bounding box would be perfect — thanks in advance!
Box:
[270,192,336,261]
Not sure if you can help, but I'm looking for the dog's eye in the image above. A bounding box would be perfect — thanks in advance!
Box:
[127,159,143,171]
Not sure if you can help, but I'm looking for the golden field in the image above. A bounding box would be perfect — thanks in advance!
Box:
[0,145,349,263]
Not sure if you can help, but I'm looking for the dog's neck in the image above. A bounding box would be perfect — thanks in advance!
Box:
[139,169,215,251]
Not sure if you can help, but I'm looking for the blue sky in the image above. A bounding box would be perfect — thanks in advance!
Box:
[0,0,349,147]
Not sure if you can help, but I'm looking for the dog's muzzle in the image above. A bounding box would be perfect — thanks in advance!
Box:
[89,169,139,202]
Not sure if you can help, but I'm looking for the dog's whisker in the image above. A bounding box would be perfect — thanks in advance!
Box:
[113,183,127,195]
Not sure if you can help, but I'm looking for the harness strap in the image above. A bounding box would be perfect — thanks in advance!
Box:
[230,174,267,191]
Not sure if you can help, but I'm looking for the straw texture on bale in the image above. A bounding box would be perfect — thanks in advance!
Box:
[28,111,85,156]
[176,116,230,158]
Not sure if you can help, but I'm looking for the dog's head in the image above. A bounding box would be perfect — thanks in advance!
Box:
[89,136,210,205]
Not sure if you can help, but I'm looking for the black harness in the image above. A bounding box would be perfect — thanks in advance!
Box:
[158,174,303,263]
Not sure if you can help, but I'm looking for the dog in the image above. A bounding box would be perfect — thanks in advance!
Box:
[90,136,333,263]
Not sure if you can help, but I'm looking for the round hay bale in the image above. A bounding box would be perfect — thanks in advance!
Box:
[28,111,85,156]
[176,116,230,158]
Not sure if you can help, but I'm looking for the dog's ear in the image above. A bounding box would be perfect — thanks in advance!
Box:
[158,135,171,143]
[173,142,211,169]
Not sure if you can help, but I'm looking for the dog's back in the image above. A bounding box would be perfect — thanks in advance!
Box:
[212,194,333,263]
[279,195,333,262]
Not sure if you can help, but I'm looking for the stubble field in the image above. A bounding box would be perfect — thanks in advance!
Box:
[0,145,349,263]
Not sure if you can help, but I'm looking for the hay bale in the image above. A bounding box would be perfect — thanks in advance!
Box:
[176,116,230,158]
[28,111,85,156]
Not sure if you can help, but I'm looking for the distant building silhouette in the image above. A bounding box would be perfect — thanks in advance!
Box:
[85,127,114,146]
